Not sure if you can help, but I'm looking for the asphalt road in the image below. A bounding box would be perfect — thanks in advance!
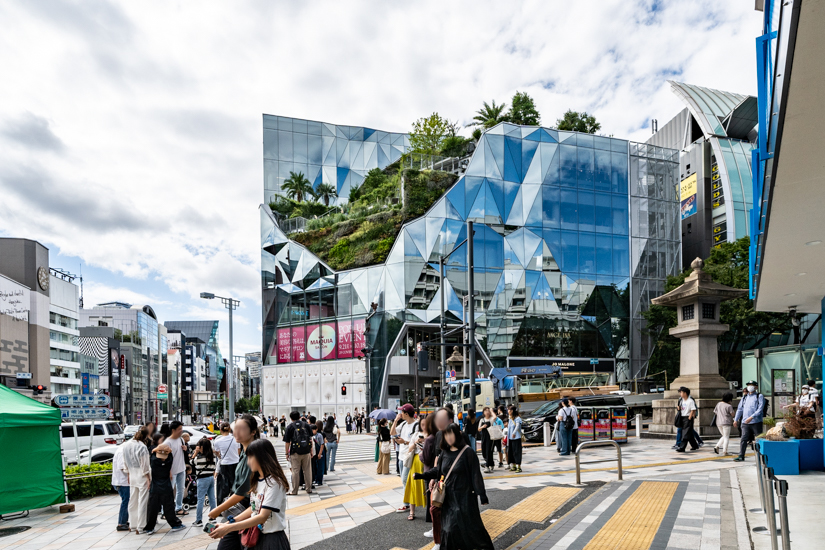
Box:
[307,481,603,550]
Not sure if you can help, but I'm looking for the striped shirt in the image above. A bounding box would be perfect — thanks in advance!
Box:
[193,455,216,478]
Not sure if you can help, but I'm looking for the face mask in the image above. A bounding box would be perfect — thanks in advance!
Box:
[802,390,809,395]
[746,385,755,393]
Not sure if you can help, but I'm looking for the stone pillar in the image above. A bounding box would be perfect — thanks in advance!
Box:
[647,258,747,438]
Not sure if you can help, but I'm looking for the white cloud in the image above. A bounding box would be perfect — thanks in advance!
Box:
[0,0,763,356]
[83,280,172,309]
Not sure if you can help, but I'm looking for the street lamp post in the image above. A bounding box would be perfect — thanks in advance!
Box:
[200,292,240,421]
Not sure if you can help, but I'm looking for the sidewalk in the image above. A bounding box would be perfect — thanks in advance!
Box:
[0,436,786,550]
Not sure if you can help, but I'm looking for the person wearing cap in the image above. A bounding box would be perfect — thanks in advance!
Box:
[390,403,419,517]
[734,380,765,462]
[796,385,816,412]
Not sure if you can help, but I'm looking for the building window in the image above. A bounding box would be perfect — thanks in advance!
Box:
[682,304,695,321]
[49,312,78,330]
[702,303,715,320]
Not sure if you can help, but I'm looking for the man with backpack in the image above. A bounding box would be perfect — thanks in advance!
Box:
[557,398,577,456]
[734,380,766,462]
[283,411,313,495]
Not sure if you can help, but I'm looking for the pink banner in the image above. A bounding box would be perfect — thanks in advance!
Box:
[306,323,336,360]
[292,326,306,362]
[337,319,353,359]
[353,317,366,358]
[277,328,291,364]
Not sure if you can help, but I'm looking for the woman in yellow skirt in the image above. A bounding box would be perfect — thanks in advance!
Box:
[403,440,427,519]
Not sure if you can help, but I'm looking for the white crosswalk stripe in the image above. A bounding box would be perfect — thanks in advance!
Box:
[265,434,378,468]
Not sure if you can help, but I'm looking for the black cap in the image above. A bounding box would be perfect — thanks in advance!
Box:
[746,380,758,386]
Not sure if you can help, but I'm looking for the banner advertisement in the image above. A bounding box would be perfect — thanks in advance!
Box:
[353,318,366,358]
[277,328,291,364]
[307,323,336,360]
[292,326,306,362]
[680,173,697,219]
[337,319,353,359]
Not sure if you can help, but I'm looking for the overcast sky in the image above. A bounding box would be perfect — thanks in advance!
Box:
[0,1,762,358]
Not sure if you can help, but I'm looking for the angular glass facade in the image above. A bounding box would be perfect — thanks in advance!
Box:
[263,115,409,204]
[260,121,680,418]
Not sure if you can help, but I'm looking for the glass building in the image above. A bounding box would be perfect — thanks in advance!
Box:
[260,119,680,419]
[648,82,756,268]
[263,115,409,204]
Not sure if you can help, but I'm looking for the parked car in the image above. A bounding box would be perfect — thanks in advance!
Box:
[123,424,141,440]
[61,421,125,460]
[182,426,214,445]
[522,394,627,443]
[77,446,118,464]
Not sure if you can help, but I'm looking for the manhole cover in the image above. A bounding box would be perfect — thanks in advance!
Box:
[0,526,31,538]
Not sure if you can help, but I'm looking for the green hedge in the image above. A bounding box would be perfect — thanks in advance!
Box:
[66,463,117,500]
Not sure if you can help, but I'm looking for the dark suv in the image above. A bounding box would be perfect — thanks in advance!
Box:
[522,394,626,442]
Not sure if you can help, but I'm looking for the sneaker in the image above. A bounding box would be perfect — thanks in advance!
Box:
[143,528,158,535]
[713,447,719,455]
[698,442,705,448]
[116,524,130,531]
[424,529,434,538]
[192,520,203,527]
[433,544,441,550]
[733,457,744,462]
[171,525,186,532]
[516,466,523,473]
[675,448,685,453]
[671,445,679,450]
[498,462,504,468]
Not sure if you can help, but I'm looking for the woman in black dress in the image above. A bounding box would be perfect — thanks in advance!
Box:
[415,423,493,550]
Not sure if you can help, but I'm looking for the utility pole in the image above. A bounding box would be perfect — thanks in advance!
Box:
[200,292,240,421]
[467,220,476,412]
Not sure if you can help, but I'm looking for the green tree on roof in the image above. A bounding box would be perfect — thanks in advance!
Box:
[282,171,315,203]
[315,183,338,207]
[507,91,541,126]
[470,100,508,129]
[556,109,601,134]
[409,112,455,156]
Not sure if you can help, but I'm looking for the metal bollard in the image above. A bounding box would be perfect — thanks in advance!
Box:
[635,414,641,438]
[543,422,552,447]
[774,478,791,550]
[755,448,767,513]
[763,467,779,550]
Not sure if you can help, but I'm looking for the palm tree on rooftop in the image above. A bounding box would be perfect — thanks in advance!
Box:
[470,100,508,130]
[315,183,338,207]
[282,171,315,203]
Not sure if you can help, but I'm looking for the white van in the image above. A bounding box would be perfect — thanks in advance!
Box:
[61,421,125,460]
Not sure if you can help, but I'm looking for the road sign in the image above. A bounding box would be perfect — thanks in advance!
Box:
[589,358,599,365]
[158,393,168,399]
[158,384,167,394]
[15,372,32,379]
[60,407,111,420]
[54,394,110,407]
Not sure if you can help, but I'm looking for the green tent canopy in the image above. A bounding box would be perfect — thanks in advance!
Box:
[0,384,65,515]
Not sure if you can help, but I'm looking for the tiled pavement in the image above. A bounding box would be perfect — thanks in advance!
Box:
[0,436,764,550]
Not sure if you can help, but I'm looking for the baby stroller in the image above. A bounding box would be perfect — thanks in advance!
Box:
[181,465,200,511]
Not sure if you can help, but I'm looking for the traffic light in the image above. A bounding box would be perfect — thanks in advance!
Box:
[341,384,347,396]
[31,384,47,395]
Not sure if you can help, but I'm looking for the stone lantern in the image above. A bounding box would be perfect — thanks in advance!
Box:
[648,257,747,437]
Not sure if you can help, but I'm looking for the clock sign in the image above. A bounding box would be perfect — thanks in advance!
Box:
[37,267,49,291]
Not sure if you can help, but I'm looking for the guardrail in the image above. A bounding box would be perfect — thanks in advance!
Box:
[574,440,623,485]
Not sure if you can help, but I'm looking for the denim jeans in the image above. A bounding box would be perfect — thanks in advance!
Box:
[196,477,216,523]
[326,441,338,471]
[115,485,130,525]
[400,459,412,503]
[467,436,476,454]
[173,471,186,511]
[559,426,573,455]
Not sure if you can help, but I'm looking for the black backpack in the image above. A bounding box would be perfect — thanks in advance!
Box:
[291,421,312,454]
[563,408,575,430]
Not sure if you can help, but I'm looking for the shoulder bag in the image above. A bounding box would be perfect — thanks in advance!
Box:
[240,526,260,547]
[431,446,468,507]
[487,421,504,441]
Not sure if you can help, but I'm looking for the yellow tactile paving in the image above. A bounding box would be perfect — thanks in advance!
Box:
[417,485,581,550]
[285,474,401,517]
[509,485,581,523]
[583,481,678,550]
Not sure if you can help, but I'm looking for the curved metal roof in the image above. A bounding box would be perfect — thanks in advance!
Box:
[669,81,749,137]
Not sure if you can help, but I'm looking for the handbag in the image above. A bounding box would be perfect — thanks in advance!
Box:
[240,526,260,547]
[487,422,504,441]
[403,449,415,469]
[380,441,392,454]
[710,413,718,428]
[431,446,468,507]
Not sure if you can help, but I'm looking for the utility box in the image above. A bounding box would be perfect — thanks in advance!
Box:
[610,407,627,443]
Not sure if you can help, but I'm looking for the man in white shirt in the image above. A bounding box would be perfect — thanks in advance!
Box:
[213,422,240,504]
[111,444,130,531]
[568,397,580,451]
[166,421,187,514]
[675,387,699,452]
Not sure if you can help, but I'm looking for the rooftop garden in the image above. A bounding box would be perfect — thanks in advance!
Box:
[268,97,602,272]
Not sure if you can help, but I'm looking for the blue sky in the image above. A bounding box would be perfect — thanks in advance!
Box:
[0,1,763,357]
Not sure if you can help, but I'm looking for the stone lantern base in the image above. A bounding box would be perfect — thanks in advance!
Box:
[647,374,732,438]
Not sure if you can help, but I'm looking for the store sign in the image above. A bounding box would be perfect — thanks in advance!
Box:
[307,324,336,360]
[337,319,353,358]
[353,318,366,358]
[680,173,697,219]
[292,326,306,362]
[277,328,291,364]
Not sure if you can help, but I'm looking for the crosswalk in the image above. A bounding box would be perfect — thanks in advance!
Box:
[265,433,378,468]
